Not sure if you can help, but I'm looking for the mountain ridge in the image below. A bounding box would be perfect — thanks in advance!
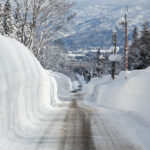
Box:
[59,0,150,50]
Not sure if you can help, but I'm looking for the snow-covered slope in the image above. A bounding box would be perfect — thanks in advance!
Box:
[83,68,150,122]
[0,35,59,149]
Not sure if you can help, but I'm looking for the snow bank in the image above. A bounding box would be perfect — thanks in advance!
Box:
[48,71,72,100]
[72,80,80,90]
[84,68,150,122]
[0,35,58,149]
[82,76,111,101]
[75,74,86,85]
[83,68,150,149]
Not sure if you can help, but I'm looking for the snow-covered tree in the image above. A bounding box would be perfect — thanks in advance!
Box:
[95,48,108,77]
[132,26,138,44]
[129,22,150,70]
[13,0,75,56]
[95,48,101,76]
[0,0,75,75]
[97,48,101,65]
[0,3,4,35]
[129,26,140,70]
[141,22,150,45]
[139,21,150,69]
[3,0,15,38]
[39,44,69,72]
[111,30,117,79]
[14,2,22,42]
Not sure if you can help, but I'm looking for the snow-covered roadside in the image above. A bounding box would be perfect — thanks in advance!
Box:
[0,35,52,129]
[91,107,150,150]
[83,68,150,150]
[0,35,71,150]
[47,71,73,102]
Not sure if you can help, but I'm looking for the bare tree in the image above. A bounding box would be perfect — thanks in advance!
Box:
[13,0,75,56]
[39,44,69,71]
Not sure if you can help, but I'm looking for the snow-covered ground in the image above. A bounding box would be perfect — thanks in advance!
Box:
[83,68,150,150]
[48,71,73,101]
[75,73,86,85]
[0,35,73,150]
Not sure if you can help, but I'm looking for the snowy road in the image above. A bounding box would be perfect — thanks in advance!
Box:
[58,100,95,150]
[13,96,143,150]
[56,99,142,150]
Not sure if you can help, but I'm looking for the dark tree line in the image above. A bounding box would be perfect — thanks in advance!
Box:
[129,21,150,70]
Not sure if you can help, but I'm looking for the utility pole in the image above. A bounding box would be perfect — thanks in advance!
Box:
[124,6,128,71]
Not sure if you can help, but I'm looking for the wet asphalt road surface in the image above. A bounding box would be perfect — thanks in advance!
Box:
[58,100,95,150]
[18,94,142,150]
[56,99,142,150]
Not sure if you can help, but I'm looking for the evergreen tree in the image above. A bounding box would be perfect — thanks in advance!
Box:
[132,26,138,46]
[141,21,150,45]
[0,2,4,35]
[3,0,15,38]
[97,48,101,65]
[139,21,150,69]
[112,30,117,79]
[14,4,22,41]
[129,22,150,70]
[96,48,101,76]
[129,26,140,70]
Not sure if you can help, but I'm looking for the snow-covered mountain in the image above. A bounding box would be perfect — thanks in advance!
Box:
[60,0,150,50]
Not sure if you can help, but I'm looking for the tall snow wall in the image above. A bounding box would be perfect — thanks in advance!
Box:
[0,35,57,143]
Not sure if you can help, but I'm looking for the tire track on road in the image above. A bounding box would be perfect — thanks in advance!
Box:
[58,100,96,150]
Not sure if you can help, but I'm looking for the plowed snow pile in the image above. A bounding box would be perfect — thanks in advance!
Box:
[0,35,65,149]
[83,68,150,149]
[83,69,150,121]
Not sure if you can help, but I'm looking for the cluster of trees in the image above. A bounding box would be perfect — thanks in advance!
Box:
[129,21,150,70]
[39,42,69,72]
[93,31,121,79]
[0,0,74,72]
[83,49,113,80]
[87,21,150,80]
[0,0,14,37]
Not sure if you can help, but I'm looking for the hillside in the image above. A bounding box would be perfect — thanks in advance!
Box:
[59,0,150,50]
